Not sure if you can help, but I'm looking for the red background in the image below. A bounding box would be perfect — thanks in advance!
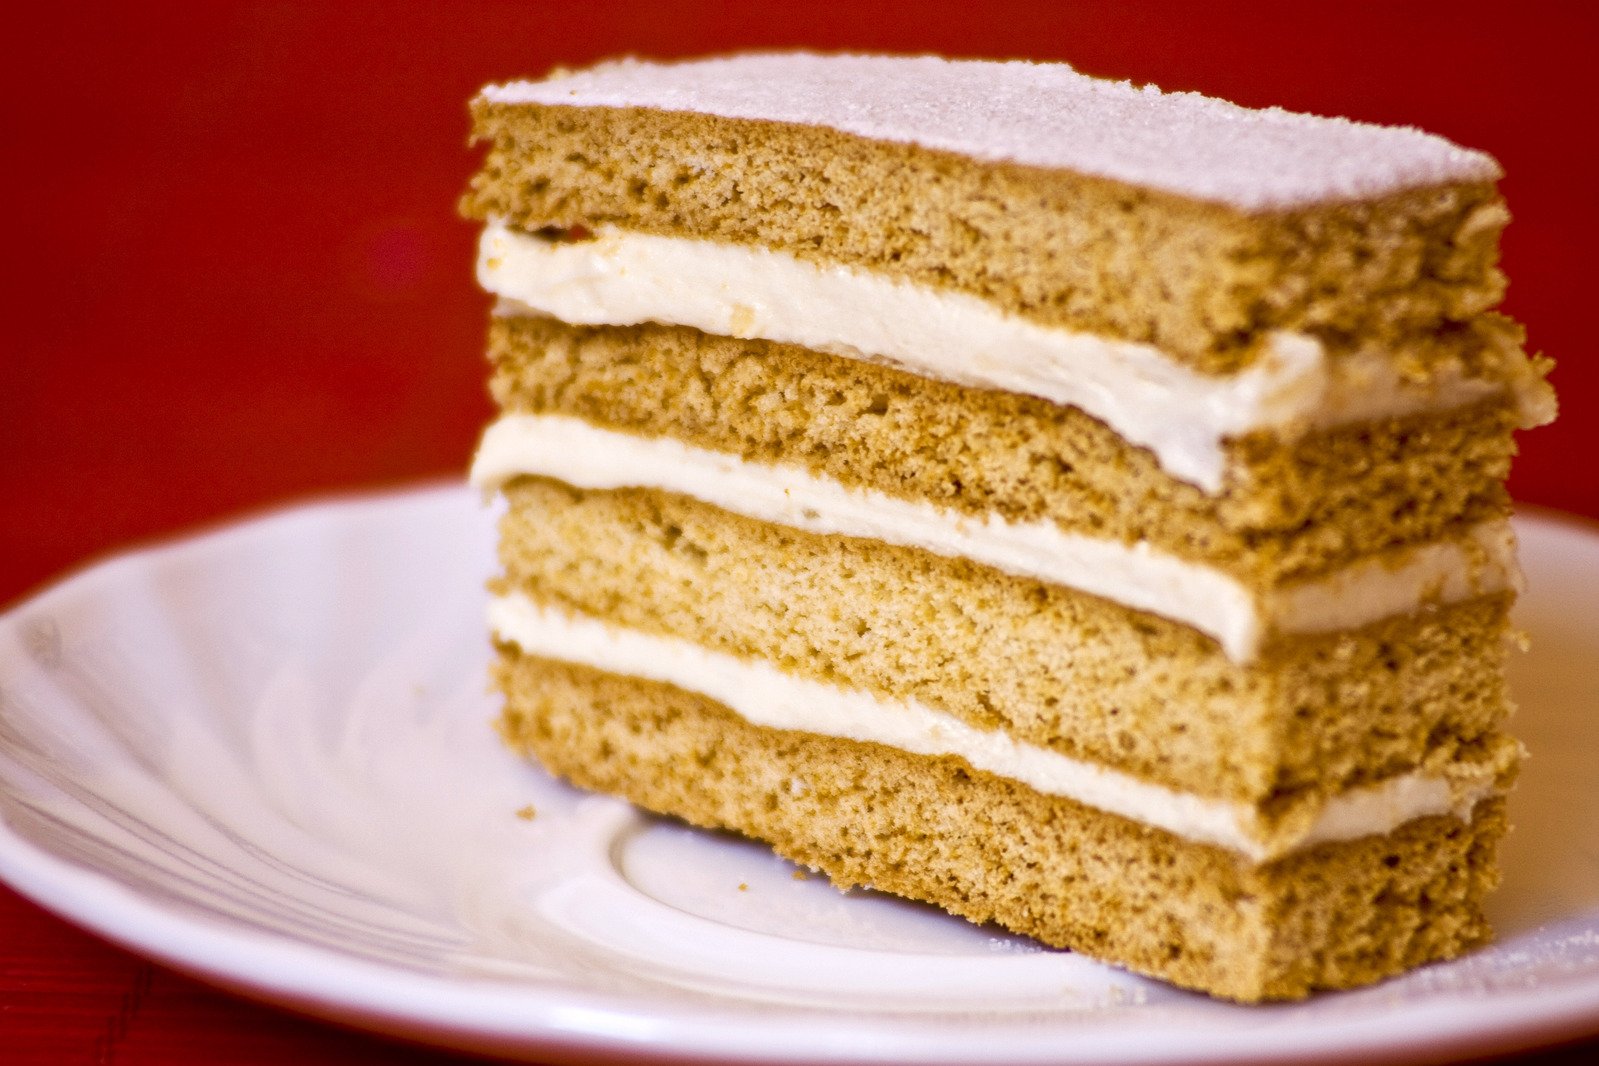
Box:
[2,2,1596,1061]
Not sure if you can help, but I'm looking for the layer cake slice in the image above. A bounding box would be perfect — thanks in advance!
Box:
[460,53,1554,1001]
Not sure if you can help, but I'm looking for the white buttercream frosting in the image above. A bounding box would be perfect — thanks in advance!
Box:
[488,594,1502,862]
[477,222,1531,491]
[470,413,1522,662]
[481,54,1499,211]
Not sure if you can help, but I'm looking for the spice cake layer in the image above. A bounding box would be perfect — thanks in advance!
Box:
[480,313,1533,591]
[486,477,1518,815]
[472,223,1551,492]
[462,54,1513,373]
[496,652,1509,1002]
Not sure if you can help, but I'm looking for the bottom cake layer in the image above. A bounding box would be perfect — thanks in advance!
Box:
[495,648,1506,1002]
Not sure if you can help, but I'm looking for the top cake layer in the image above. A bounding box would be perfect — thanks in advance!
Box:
[483,53,1499,212]
[467,54,1513,369]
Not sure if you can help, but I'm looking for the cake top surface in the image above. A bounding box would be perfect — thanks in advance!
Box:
[481,52,1500,211]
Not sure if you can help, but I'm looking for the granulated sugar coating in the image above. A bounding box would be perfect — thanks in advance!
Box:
[483,52,1500,211]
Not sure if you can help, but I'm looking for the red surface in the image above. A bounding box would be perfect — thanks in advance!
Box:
[2,1,1596,1061]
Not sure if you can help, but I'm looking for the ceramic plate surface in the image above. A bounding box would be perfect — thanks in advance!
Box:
[2,485,1598,1064]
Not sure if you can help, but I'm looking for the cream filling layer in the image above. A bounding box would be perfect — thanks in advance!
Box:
[471,413,1521,662]
[490,593,1502,863]
[477,220,1531,492]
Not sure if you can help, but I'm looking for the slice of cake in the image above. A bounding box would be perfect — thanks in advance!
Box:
[460,53,1554,1001]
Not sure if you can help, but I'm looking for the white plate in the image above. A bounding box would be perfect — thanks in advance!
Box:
[2,485,1598,1064]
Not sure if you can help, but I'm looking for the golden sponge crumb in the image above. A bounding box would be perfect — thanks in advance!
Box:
[464,102,1507,371]
[489,315,1518,585]
[496,651,1506,1002]
[497,479,1515,809]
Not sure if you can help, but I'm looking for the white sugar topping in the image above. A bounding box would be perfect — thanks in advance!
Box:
[482,53,1500,211]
